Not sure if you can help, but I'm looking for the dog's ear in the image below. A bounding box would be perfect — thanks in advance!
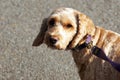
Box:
[32,18,48,46]
[69,11,95,48]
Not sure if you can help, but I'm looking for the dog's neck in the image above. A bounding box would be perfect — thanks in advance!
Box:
[71,26,105,63]
[74,26,106,51]
[77,26,107,50]
[68,25,107,51]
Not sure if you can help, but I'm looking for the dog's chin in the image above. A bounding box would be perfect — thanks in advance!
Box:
[45,42,65,50]
[44,39,67,50]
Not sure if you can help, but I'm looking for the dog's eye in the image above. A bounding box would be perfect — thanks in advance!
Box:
[49,18,55,26]
[66,24,72,28]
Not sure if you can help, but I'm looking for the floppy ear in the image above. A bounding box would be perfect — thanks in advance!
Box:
[69,11,95,48]
[32,18,48,46]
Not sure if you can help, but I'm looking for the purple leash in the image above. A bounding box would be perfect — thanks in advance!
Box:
[91,46,120,72]
[77,35,120,72]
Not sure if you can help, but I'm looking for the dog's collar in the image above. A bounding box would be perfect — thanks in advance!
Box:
[74,35,93,50]
[74,35,120,72]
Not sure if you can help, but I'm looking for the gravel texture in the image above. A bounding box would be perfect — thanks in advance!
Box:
[0,0,120,80]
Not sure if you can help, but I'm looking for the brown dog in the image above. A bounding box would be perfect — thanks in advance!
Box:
[33,8,120,80]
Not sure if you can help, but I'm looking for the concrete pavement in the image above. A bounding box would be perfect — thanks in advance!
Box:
[0,0,120,80]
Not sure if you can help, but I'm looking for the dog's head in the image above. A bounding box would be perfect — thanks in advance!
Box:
[33,8,95,50]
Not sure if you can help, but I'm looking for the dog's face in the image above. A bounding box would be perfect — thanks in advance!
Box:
[32,8,95,50]
[44,8,77,49]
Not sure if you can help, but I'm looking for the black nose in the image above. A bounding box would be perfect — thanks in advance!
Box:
[49,37,57,44]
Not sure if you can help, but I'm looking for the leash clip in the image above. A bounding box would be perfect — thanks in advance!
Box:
[85,41,93,49]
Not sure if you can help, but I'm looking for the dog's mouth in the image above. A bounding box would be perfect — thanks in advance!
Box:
[48,42,57,49]
[47,43,63,50]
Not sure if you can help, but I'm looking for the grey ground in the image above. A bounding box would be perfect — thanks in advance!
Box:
[0,0,120,80]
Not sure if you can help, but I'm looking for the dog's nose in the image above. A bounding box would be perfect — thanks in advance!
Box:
[49,37,58,44]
